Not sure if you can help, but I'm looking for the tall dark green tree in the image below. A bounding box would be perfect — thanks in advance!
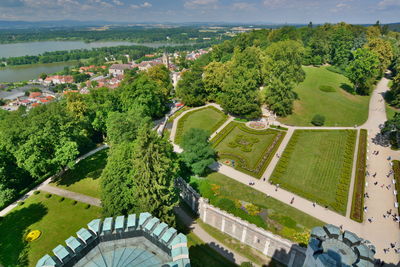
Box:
[176,65,207,106]
[181,128,215,176]
[132,126,179,226]
[381,113,400,148]
[101,144,136,216]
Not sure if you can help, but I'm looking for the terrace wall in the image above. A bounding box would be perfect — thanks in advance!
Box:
[176,177,306,266]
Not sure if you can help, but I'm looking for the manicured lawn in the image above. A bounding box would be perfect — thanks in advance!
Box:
[278,66,370,126]
[175,106,228,144]
[190,172,324,244]
[0,192,101,267]
[50,148,108,198]
[270,130,357,214]
[386,104,399,120]
[212,122,285,178]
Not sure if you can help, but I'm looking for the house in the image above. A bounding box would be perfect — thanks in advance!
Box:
[109,64,132,77]
[29,92,42,98]
[43,75,73,85]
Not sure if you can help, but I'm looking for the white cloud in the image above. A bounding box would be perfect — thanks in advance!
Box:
[263,0,287,8]
[232,2,255,10]
[378,0,400,9]
[131,2,152,9]
[112,0,124,6]
[184,0,218,9]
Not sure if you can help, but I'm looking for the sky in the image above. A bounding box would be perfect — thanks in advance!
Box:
[0,0,399,24]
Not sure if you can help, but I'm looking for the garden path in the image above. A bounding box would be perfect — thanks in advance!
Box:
[0,144,108,216]
[169,78,400,263]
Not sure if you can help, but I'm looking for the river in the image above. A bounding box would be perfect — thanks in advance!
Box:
[0,62,76,83]
[0,40,181,58]
[0,40,183,83]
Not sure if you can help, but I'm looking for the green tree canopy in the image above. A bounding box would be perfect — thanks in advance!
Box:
[176,65,207,107]
[181,128,216,176]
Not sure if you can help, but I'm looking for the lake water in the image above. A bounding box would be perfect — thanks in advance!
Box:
[0,40,180,58]
[0,40,183,83]
[0,62,76,83]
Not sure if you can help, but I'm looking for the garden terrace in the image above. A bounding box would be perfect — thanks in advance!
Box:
[270,130,357,215]
[211,121,286,178]
[350,129,367,222]
[278,66,370,127]
[175,106,228,144]
[0,192,101,267]
[189,172,324,244]
[50,148,108,198]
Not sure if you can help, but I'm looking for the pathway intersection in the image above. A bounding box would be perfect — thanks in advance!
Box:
[171,77,400,264]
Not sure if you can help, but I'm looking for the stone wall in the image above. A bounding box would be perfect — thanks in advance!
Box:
[176,177,306,266]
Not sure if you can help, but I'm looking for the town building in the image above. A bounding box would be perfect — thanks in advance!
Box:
[303,224,375,267]
[108,64,132,77]
[36,212,190,267]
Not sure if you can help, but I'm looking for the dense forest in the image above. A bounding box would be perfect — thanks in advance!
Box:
[176,22,400,119]
[0,26,229,44]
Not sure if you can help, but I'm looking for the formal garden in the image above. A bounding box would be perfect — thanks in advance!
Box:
[211,122,286,178]
[0,192,101,267]
[189,172,325,245]
[175,106,228,144]
[270,130,357,215]
[350,129,367,222]
[50,148,108,198]
[278,66,370,126]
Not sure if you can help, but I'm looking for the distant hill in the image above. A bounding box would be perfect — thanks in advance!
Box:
[387,23,400,32]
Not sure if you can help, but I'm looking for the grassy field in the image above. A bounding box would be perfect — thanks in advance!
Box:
[278,66,370,126]
[190,172,324,244]
[270,130,356,214]
[175,106,228,144]
[0,192,101,267]
[386,104,399,120]
[50,149,108,198]
[212,122,285,178]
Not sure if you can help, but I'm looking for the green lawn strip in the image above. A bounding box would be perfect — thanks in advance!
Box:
[350,129,367,222]
[190,172,324,244]
[212,122,286,178]
[0,192,101,267]
[392,161,400,224]
[175,106,228,144]
[386,104,399,120]
[50,148,108,198]
[197,220,284,266]
[168,106,191,123]
[278,66,370,126]
[270,130,357,215]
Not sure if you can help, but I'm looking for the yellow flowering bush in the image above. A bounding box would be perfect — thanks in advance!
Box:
[25,230,41,242]
[245,203,261,216]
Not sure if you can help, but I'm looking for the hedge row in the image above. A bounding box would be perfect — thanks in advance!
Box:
[270,125,289,131]
[175,105,228,144]
[212,122,286,178]
[350,129,367,222]
[392,160,400,226]
[270,130,357,215]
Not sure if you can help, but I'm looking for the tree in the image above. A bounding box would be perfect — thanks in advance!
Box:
[365,38,394,75]
[120,73,167,118]
[388,73,400,107]
[329,24,354,67]
[176,65,207,107]
[203,61,226,100]
[264,76,296,116]
[180,128,216,176]
[101,143,136,216]
[132,126,179,226]
[346,48,380,95]
[311,114,325,126]
[73,73,90,83]
[381,113,400,148]
[39,73,47,80]
[0,184,15,208]
[147,64,173,98]
[106,107,151,145]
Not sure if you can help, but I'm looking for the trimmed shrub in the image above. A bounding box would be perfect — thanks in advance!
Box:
[18,201,25,206]
[85,204,91,209]
[311,114,325,126]
[319,85,336,92]
[33,191,40,195]
[58,197,65,202]
[72,200,78,205]
[45,193,52,198]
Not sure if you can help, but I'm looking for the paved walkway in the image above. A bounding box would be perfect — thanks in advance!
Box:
[169,77,400,264]
[0,144,108,216]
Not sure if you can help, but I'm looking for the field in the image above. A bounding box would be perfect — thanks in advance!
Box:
[212,122,286,178]
[175,106,228,144]
[50,149,108,198]
[278,66,370,126]
[0,192,101,267]
[386,104,399,120]
[270,130,357,214]
[190,172,324,244]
